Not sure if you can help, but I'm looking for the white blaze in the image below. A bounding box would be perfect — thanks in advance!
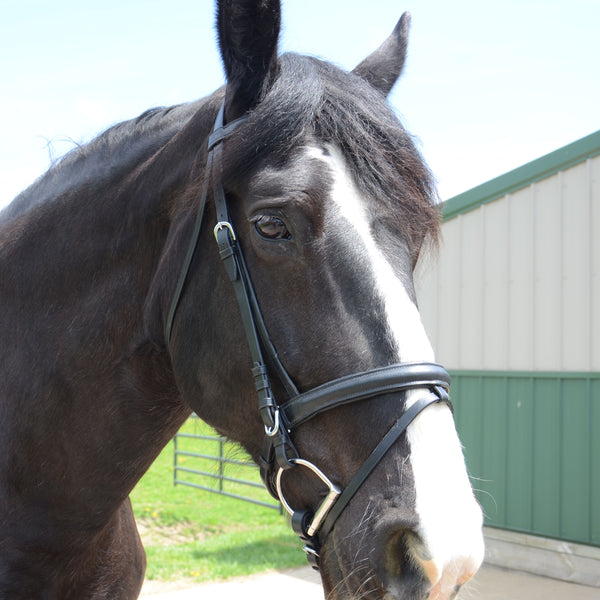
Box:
[313,145,484,595]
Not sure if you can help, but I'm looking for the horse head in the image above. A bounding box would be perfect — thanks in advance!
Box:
[164,2,484,599]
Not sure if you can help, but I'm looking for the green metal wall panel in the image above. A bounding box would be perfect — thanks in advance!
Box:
[452,376,483,477]
[532,378,561,537]
[560,379,591,541]
[451,371,600,547]
[593,379,600,544]
[506,378,534,531]
[481,377,508,526]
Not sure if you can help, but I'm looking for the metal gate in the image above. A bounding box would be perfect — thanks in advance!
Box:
[173,418,280,511]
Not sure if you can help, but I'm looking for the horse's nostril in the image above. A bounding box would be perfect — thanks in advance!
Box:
[376,529,433,599]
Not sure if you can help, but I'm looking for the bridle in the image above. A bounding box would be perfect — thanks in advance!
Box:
[166,101,452,569]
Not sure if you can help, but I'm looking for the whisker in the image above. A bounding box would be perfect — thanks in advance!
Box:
[471,487,497,514]
[355,573,379,599]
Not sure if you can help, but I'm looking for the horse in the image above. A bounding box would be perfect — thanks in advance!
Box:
[0,1,484,598]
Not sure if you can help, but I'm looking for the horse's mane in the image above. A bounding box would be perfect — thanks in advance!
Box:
[224,52,441,251]
[0,100,205,224]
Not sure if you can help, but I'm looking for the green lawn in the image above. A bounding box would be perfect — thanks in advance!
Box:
[130,419,306,582]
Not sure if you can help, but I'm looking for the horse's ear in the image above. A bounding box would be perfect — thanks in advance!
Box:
[216,0,281,122]
[352,12,411,97]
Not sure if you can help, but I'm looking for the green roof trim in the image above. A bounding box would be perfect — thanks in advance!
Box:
[442,129,600,221]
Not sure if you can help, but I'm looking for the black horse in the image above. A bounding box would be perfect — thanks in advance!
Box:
[0,2,484,598]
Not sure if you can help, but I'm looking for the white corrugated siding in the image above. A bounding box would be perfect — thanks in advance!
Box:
[416,154,600,372]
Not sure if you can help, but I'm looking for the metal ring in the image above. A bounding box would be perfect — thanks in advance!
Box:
[276,458,341,538]
[213,221,236,242]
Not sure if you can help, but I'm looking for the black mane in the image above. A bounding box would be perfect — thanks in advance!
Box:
[1,101,204,223]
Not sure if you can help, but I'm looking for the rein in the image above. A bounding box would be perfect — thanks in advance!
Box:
[167,102,452,569]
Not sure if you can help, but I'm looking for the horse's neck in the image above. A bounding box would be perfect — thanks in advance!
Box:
[0,131,195,535]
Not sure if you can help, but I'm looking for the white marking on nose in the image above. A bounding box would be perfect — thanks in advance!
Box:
[310,143,485,593]
[407,400,485,595]
[308,144,434,364]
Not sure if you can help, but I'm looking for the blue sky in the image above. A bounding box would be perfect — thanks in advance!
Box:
[1,0,599,208]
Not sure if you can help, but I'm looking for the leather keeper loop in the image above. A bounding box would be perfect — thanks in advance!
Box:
[292,510,314,541]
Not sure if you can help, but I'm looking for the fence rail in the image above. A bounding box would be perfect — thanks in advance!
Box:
[173,421,281,511]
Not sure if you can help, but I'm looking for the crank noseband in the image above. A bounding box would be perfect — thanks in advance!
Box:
[265,364,450,566]
[167,101,453,569]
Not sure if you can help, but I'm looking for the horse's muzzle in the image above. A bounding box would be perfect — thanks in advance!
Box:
[320,516,481,600]
[374,525,480,600]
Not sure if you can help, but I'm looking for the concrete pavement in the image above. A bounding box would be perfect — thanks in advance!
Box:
[139,564,600,599]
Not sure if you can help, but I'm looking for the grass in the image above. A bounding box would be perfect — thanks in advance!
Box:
[130,418,307,583]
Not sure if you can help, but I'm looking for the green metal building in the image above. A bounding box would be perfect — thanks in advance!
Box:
[416,131,600,586]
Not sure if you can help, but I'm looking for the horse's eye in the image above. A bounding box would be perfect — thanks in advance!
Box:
[254,216,291,240]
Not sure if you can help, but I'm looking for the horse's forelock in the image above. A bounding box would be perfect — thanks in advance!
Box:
[222,53,440,255]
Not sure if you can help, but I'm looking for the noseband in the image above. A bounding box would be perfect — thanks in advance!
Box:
[166,101,452,569]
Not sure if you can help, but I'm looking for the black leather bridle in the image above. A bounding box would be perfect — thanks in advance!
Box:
[166,102,452,569]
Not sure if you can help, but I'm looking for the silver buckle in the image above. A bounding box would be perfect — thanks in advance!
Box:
[213,221,236,242]
[264,408,280,437]
[276,458,341,537]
